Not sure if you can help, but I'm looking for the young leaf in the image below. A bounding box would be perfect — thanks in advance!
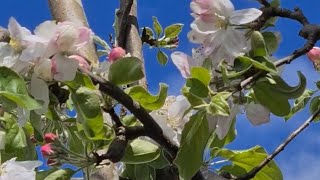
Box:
[285,90,315,121]
[207,92,232,116]
[309,96,320,122]
[164,23,183,38]
[191,67,211,86]
[174,111,210,180]
[3,113,27,151]
[0,67,41,110]
[122,139,161,164]
[207,119,236,150]
[42,168,76,180]
[108,57,144,85]
[218,146,283,180]
[251,31,268,57]
[237,56,277,73]
[262,32,279,54]
[157,50,168,65]
[152,16,163,38]
[134,164,156,180]
[71,87,106,140]
[125,83,168,110]
[185,78,209,98]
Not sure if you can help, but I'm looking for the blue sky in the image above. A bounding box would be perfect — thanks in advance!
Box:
[1,0,320,179]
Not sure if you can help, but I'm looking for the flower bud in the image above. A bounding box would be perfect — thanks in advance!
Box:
[108,47,126,62]
[307,47,320,64]
[44,133,58,143]
[47,158,61,166]
[40,144,55,157]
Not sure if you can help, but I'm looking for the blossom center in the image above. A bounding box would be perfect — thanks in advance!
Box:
[9,38,23,53]
[214,13,228,29]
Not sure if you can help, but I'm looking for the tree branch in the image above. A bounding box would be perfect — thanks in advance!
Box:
[48,0,98,65]
[235,107,320,180]
[80,68,178,159]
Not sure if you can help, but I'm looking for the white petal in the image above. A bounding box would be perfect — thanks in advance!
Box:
[0,130,5,150]
[171,51,193,78]
[20,42,47,62]
[53,54,79,81]
[206,114,218,132]
[34,58,53,81]
[215,105,239,139]
[223,28,247,58]
[190,18,219,36]
[245,102,270,125]
[8,17,32,39]
[230,8,262,25]
[150,111,177,144]
[34,20,57,39]
[30,75,49,114]
[17,107,29,127]
[211,0,234,17]
[168,95,190,129]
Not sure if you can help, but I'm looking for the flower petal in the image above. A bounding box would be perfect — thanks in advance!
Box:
[30,74,49,114]
[171,51,194,78]
[53,54,79,81]
[230,8,262,25]
[215,105,239,139]
[245,102,270,126]
[223,28,248,58]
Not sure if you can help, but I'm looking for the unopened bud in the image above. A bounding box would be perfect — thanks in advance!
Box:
[41,143,55,157]
[307,47,320,64]
[69,55,90,70]
[108,47,126,62]
[44,133,58,143]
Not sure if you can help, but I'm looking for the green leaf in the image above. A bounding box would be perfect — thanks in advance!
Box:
[185,78,209,98]
[3,113,27,151]
[262,32,279,54]
[134,164,156,180]
[208,119,236,149]
[228,57,253,78]
[0,67,41,110]
[191,67,211,86]
[122,139,161,164]
[253,81,290,116]
[310,96,320,122]
[237,56,277,73]
[108,57,144,85]
[218,146,283,180]
[43,168,76,180]
[157,50,168,65]
[182,86,204,107]
[64,72,96,90]
[251,31,268,57]
[207,92,232,116]
[164,23,183,38]
[219,164,247,177]
[316,81,320,89]
[71,87,106,140]
[174,111,210,180]
[125,83,168,110]
[152,16,163,38]
[285,90,315,121]
[148,150,170,169]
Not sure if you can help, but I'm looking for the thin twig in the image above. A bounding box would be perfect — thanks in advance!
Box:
[235,107,320,180]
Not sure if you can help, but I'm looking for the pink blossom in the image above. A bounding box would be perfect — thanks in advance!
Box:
[44,133,57,143]
[108,47,126,62]
[307,47,320,64]
[40,144,54,157]
[69,55,90,70]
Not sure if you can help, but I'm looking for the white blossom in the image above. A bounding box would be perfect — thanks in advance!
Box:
[0,158,42,180]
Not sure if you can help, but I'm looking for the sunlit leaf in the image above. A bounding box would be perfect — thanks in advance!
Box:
[152,16,163,38]
[157,50,168,65]
[285,90,315,121]
[164,23,183,38]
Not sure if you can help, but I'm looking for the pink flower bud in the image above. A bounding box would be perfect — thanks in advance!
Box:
[47,158,61,166]
[44,133,58,143]
[41,144,55,157]
[108,47,126,62]
[307,47,320,64]
[69,55,90,70]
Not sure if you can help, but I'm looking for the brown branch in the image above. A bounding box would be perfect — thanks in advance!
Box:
[48,0,98,65]
[80,68,178,159]
[235,107,320,180]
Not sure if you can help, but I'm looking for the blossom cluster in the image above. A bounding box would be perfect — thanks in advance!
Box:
[169,0,271,139]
